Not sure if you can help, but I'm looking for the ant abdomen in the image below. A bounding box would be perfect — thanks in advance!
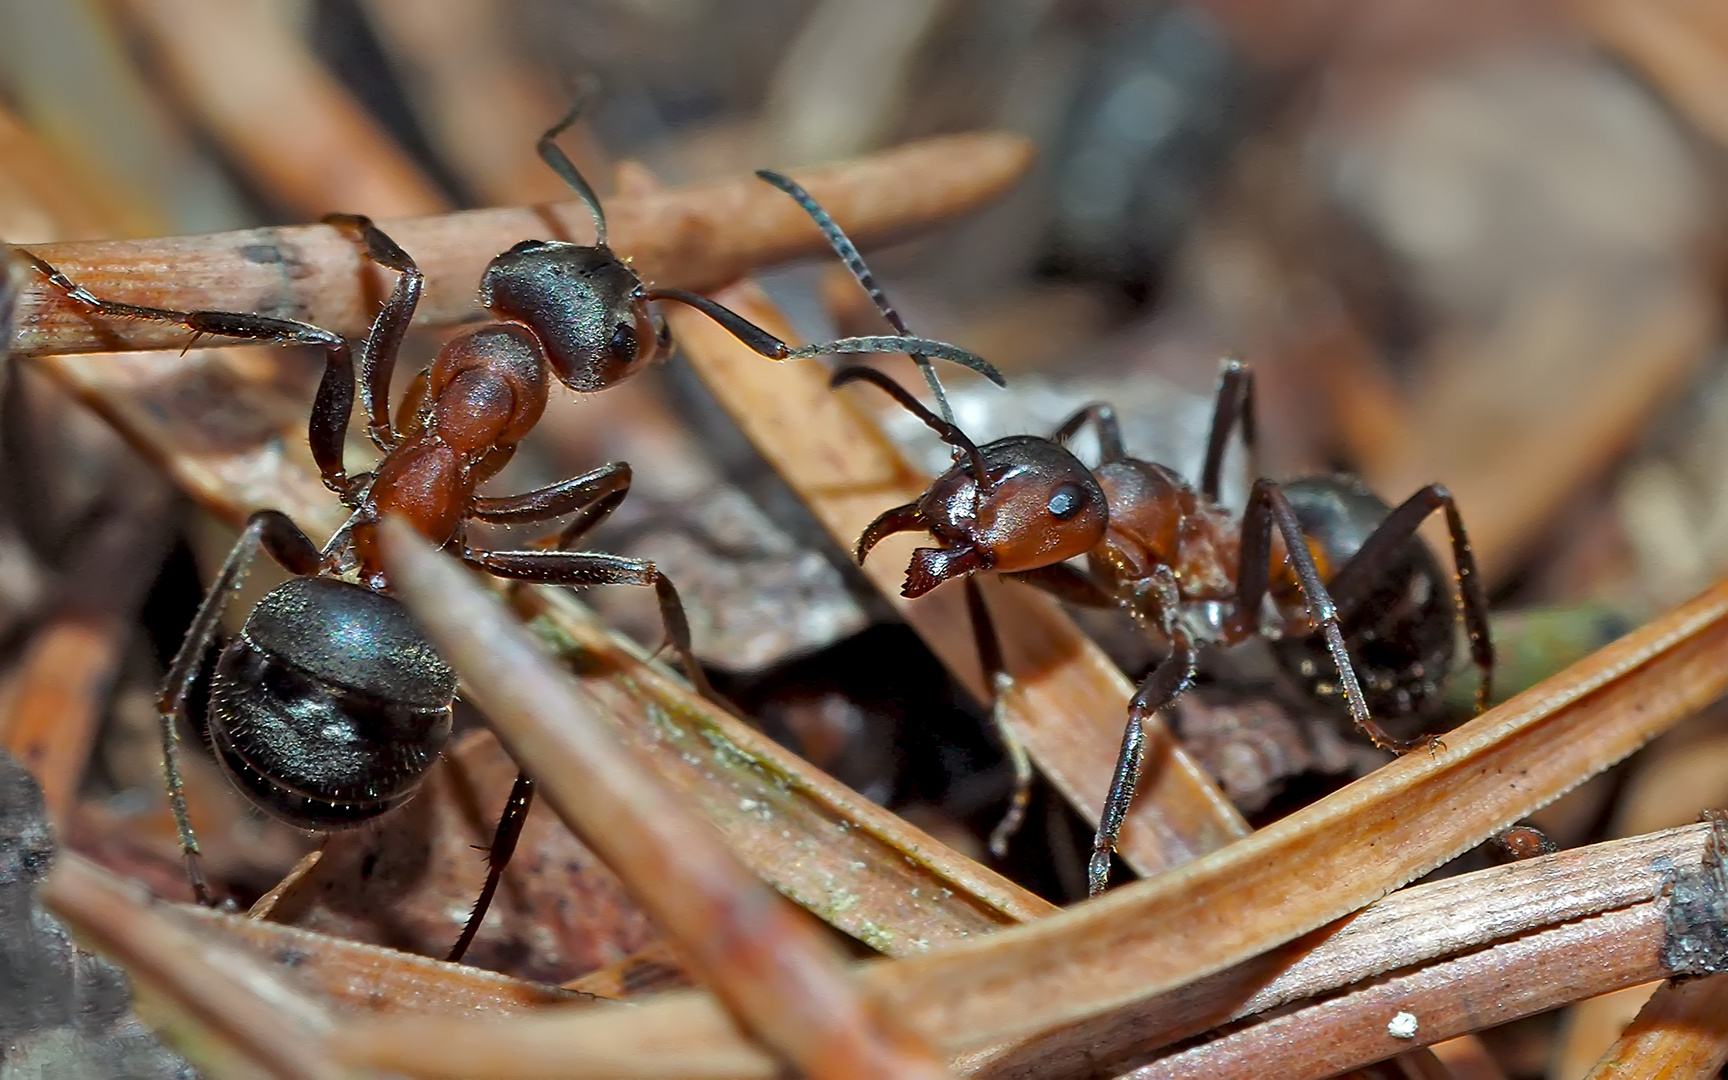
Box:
[206,577,457,830]
[1272,476,1455,720]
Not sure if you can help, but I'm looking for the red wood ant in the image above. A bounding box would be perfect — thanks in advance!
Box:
[835,359,1493,895]
[18,98,1000,959]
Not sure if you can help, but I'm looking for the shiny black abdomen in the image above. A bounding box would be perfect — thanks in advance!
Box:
[206,577,457,830]
[1272,476,1454,719]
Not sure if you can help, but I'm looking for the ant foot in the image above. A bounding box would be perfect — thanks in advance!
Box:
[1379,732,1446,755]
[1087,848,1113,897]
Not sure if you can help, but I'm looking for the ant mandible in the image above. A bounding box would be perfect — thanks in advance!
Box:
[835,358,1494,895]
[18,93,1001,960]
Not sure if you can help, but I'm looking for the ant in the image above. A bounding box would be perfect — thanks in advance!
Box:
[16,94,1000,960]
[834,356,1493,895]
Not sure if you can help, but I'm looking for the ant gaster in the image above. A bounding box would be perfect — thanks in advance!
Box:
[20,95,1001,960]
[836,359,1493,895]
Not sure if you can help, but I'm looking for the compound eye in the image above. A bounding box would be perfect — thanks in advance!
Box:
[610,321,639,362]
[1047,482,1087,521]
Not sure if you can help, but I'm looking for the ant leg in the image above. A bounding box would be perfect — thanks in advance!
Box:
[1200,359,1256,502]
[19,250,359,500]
[1049,404,1127,464]
[963,578,1032,858]
[1322,483,1494,714]
[323,215,424,452]
[454,465,640,963]
[466,549,715,700]
[1238,479,1403,750]
[1003,563,1119,608]
[1090,637,1199,896]
[472,462,632,548]
[158,511,320,904]
[447,768,534,963]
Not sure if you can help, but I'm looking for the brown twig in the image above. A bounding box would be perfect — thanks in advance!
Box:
[565,941,694,998]
[1129,899,1666,1079]
[169,901,590,1015]
[40,852,344,1080]
[1581,974,1728,1078]
[368,517,955,1080]
[972,823,1714,1079]
[12,132,1033,358]
[667,280,1248,878]
[331,576,1728,1074]
[1578,812,1728,1079]
[1,614,128,823]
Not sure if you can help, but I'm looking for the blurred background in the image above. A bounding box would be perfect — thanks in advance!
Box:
[1,1,1726,1076]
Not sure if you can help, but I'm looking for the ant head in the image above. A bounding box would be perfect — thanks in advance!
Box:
[837,368,1107,598]
[479,240,658,394]
[897,436,1107,596]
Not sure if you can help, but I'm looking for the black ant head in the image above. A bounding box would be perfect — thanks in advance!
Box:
[836,368,1108,598]
[479,240,659,394]
[490,93,662,394]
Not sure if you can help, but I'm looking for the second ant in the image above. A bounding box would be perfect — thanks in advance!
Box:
[832,351,1493,895]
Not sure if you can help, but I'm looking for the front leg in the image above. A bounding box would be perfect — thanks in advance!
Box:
[1002,562,1120,608]
[962,578,1032,859]
[1090,634,1199,896]
[21,249,359,501]
[323,214,425,452]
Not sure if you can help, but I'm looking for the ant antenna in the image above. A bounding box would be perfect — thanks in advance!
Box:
[757,169,966,429]
[832,365,990,489]
[538,80,609,247]
[787,336,1003,382]
[646,287,1004,384]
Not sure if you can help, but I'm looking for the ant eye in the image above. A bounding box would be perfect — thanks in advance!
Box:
[610,322,639,360]
[1047,483,1086,521]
